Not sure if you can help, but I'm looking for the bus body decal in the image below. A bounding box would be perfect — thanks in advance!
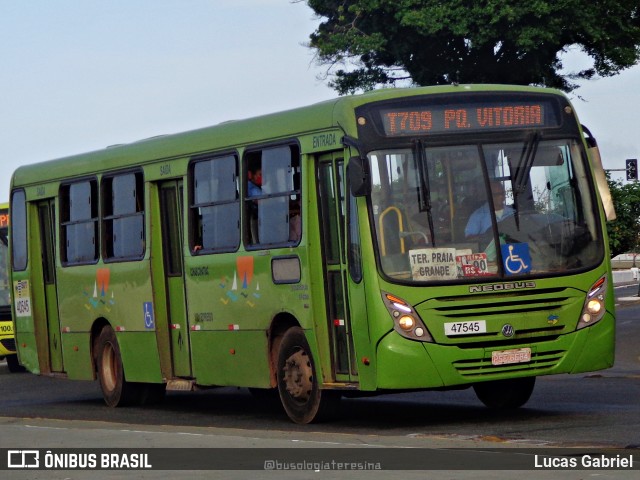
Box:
[13,280,32,317]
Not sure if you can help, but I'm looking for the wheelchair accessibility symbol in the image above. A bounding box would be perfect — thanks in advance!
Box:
[501,243,532,275]
[143,302,155,329]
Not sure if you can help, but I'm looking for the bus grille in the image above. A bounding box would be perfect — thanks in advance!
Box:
[453,349,566,378]
[416,287,584,346]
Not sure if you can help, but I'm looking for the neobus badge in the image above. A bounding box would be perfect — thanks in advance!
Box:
[469,281,536,293]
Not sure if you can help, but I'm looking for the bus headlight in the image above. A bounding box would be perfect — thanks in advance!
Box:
[382,292,433,342]
[578,276,607,329]
[398,315,415,330]
[586,299,602,315]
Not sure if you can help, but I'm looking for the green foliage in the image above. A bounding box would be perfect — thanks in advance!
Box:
[303,0,640,94]
[606,176,640,257]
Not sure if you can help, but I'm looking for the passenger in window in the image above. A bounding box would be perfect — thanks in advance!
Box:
[289,198,301,242]
[247,164,262,243]
[465,181,514,237]
[247,166,263,197]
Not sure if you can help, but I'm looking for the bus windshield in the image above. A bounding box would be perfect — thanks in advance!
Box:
[370,137,603,282]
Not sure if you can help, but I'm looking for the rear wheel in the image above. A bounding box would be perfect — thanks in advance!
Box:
[276,327,339,424]
[473,377,536,409]
[95,326,148,407]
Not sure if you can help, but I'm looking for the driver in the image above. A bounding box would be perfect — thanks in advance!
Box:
[464,181,514,237]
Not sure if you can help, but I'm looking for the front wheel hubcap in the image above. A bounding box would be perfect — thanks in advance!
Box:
[282,349,313,402]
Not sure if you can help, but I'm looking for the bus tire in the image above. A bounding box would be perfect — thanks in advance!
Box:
[6,354,26,373]
[276,327,339,424]
[473,376,536,409]
[95,326,141,407]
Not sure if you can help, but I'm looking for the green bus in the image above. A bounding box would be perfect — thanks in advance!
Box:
[9,85,616,423]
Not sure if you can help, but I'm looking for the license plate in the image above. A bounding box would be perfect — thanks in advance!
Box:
[444,320,487,336]
[491,348,532,366]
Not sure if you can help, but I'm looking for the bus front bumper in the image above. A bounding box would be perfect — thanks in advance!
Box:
[375,312,615,390]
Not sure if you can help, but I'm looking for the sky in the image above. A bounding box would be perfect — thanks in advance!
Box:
[1,1,639,203]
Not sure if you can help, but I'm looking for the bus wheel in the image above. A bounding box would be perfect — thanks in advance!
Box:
[6,354,26,373]
[95,326,140,407]
[473,377,536,409]
[276,327,339,424]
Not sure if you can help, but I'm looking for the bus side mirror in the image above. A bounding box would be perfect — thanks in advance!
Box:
[347,156,371,197]
[589,145,616,221]
[582,124,616,221]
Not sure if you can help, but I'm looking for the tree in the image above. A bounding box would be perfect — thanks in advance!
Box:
[606,176,640,257]
[302,0,640,95]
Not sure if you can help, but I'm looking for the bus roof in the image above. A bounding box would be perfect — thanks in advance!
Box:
[11,84,566,189]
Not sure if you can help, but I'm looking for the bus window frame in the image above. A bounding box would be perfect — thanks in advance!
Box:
[59,177,100,267]
[242,141,302,250]
[101,168,146,263]
[188,151,241,255]
[10,190,28,272]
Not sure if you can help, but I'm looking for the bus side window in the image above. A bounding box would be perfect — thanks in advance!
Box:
[60,179,99,265]
[244,145,301,248]
[190,155,240,253]
[348,187,362,283]
[10,190,28,271]
[103,172,145,261]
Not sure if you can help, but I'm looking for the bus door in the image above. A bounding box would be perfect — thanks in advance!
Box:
[36,199,63,372]
[317,153,358,382]
[156,180,192,378]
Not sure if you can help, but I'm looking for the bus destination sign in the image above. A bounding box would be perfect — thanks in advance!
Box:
[380,100,559,136]
[0,209,8,228]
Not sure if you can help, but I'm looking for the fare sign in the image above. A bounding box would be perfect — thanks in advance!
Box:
[410,248,458,281]
[380,101,557,136]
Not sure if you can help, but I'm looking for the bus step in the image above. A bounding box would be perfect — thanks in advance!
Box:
[166,379,195,391]
[322,382,359,390]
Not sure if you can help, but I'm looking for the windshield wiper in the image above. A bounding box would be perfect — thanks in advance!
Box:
[513,131,541,195]
[415,140,435,246]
